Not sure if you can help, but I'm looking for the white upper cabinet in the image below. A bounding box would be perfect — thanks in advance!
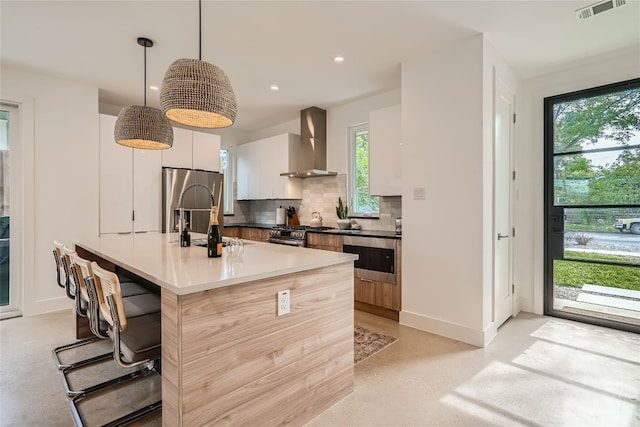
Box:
[192,131,221,171]
[369,104,402,196]
[163,127,192,169]
[99,113,162,234]
[237,133,302,200]
[99,114,133,234]
[162,127,221,171]
[132,149,162,233]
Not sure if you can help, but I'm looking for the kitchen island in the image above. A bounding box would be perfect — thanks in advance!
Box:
[75,233,357,426]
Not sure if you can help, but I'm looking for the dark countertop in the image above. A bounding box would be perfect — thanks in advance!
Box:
[224,223,274,229]
[307,229,401,239]
[225,223,401,239]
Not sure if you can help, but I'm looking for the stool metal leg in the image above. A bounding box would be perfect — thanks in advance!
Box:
[70,362,160,427]
[52,337,103,370]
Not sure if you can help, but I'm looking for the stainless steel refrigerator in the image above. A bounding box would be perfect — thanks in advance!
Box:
[162,167,224,234]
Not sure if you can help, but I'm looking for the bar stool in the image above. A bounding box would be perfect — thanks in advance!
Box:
[70,262,162,427]
[53,241,71,298]
[54,244,161,395]
[52,242,102,370]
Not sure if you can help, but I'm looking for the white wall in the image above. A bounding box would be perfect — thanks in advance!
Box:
[400,36,487,345]
[246,118,299,144]
[239,90,402,176]
[1,65,99,315]
[326,90,401,174]
[399,35,521,347]
[518,47,640,315]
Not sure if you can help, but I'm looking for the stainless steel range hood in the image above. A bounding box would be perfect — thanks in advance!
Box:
[280,106,337,178]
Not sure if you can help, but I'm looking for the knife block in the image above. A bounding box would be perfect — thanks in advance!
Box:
[288,213,300,225]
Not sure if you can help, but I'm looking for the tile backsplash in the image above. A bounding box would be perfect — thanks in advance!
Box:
[226,174,401,231]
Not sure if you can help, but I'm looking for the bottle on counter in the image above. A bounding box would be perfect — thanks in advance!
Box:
[180,226,191,247]
[207,206,223,258]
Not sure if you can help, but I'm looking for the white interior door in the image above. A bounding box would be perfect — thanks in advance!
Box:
[494,78,515,327]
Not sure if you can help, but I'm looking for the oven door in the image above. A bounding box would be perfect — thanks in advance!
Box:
[269,238,304,247]
[342,236,396,284]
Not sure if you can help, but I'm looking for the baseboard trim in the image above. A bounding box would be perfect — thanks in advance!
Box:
[399,310,496,347]
[518,296,533,314]
[24,296,72,317]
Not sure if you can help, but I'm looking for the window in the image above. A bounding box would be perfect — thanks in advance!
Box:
[348,124,379,216]
[220,147,233,215]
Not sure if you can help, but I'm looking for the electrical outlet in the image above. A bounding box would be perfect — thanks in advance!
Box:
[277,290,290,316]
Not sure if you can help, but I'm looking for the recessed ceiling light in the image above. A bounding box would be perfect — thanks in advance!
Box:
[334,56,345,63]
[270,85,279,91]
[149,85,159,91]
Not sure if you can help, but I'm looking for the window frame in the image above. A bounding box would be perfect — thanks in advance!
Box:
[220,146,234,215]
[347,123,379,218]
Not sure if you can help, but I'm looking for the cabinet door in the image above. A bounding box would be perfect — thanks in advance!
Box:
[236,142,252,200]
[238,139,270,200]
[354,277,377,306]
[133,149,162,232]
[369,104,401,196]
[162,127,192,168]
[306,233,342,251]
[237,134,302,200]
[223,227,241,238]
[99,114,133,234]
[254,139,272,199]
[193,131,221,171]
[266,134,301,199]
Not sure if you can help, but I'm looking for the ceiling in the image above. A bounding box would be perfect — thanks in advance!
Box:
[2,1,639,131]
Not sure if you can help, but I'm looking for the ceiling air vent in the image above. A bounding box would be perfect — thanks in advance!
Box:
[576,0,627,20]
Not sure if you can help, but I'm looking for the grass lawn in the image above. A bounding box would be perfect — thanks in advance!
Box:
[555,251,640,291]
[565,223,614,233]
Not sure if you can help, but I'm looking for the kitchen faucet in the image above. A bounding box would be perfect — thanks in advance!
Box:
[178,183,217,233]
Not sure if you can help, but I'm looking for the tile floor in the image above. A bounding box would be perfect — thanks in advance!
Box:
[1,309,639,426]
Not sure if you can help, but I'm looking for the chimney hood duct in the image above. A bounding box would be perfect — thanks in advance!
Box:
[280,106,337,178]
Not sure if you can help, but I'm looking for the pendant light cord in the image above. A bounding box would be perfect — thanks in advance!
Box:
[198,0,202,61]
[143,43,147,106]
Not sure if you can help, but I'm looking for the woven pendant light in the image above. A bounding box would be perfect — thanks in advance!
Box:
[160,0,237,129]
[115,37,173,150]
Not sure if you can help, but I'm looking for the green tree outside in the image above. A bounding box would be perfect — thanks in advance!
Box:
[553,88,640,207]
[354,130,379,213]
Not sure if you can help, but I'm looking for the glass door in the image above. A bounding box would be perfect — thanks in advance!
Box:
[544,79,640,333]
[0,106,14,314]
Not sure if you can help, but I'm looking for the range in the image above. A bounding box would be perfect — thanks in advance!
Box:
[269,225,334,247]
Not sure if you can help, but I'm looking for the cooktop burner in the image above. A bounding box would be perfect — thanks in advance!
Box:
[272,225,335,231]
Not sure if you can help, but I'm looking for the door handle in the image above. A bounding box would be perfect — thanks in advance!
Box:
[497,233,509,240]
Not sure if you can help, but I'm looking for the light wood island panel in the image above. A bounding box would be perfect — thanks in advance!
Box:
[161,262,354,426]
[75,234,356,426]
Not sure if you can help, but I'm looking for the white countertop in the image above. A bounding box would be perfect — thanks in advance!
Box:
[76,233,357,295]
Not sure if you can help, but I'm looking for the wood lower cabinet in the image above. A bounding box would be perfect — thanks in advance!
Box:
[223,227,241,238]
[223,226,270,242]
[243,228,270,242]
[309,233,402,321]
[306,233,343,252]
[354,277,400,311]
